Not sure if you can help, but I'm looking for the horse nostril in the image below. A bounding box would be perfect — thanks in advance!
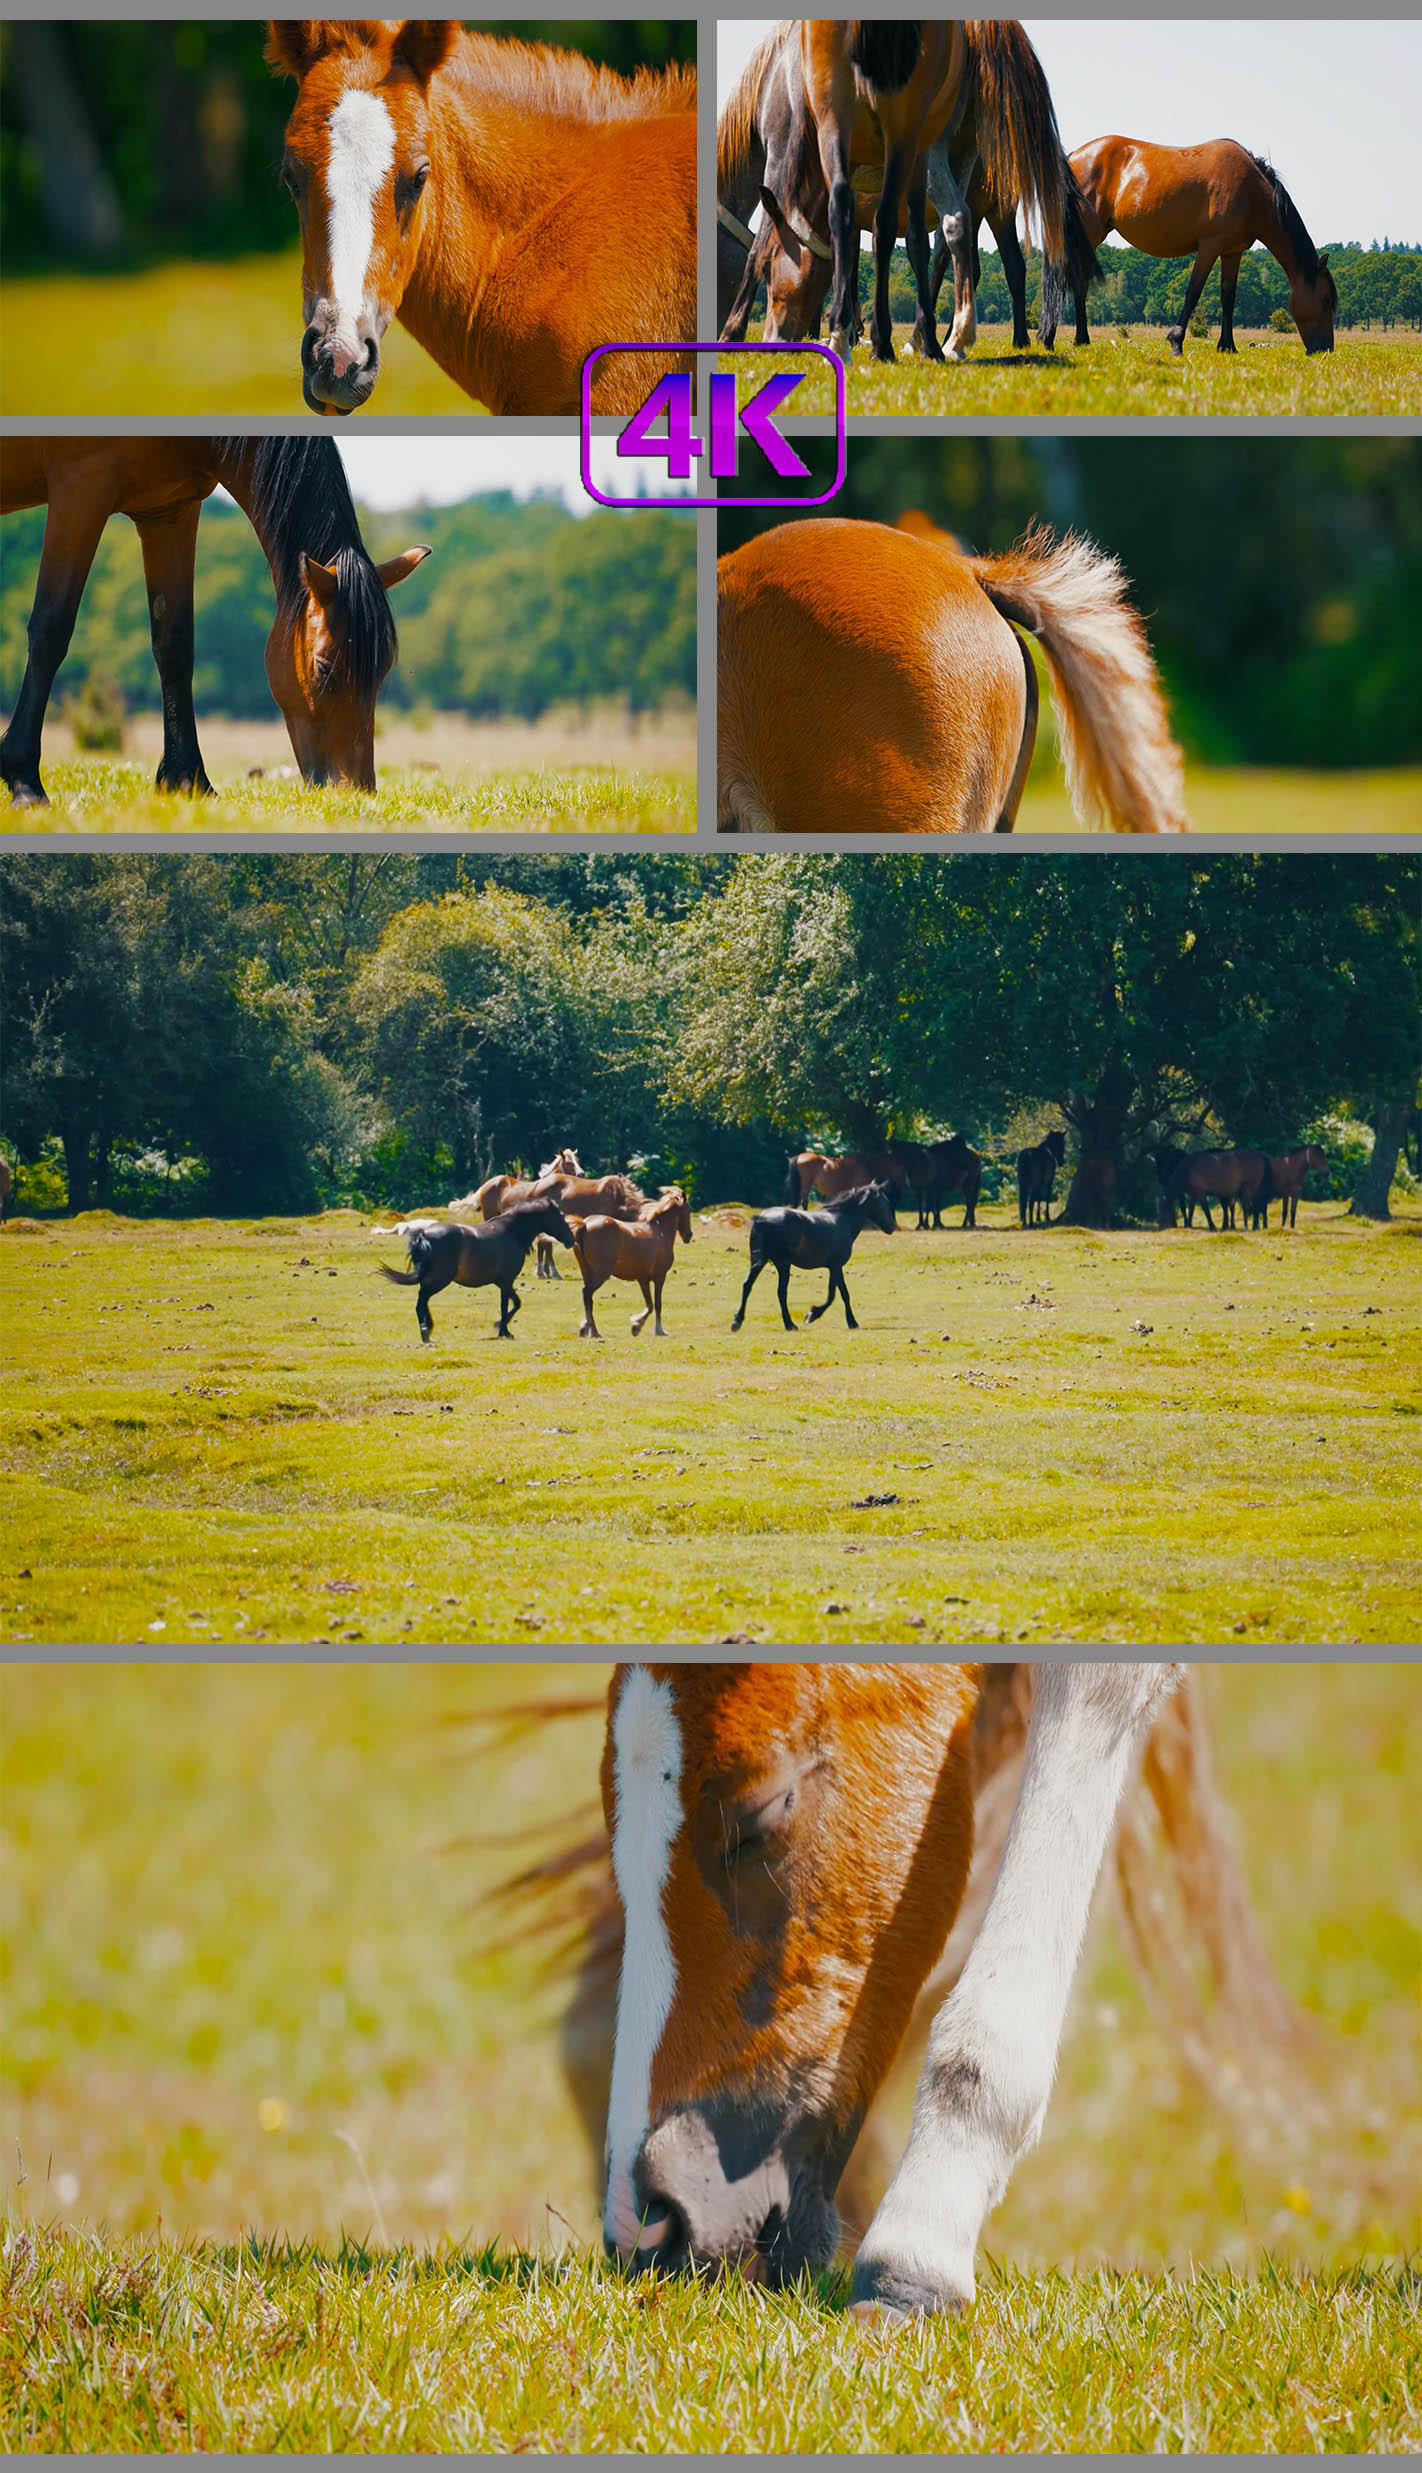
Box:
[301,326,322,375]
[362,335,379,374]
[627,2199,687,2276]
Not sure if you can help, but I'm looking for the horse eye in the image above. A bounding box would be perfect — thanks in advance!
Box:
[395,163,430,215]
[724,1786,795,1868]
[280,157,302,200]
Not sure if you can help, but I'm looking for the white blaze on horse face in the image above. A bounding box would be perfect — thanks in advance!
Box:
[324,89,396,352]
[604,1668,682,2256]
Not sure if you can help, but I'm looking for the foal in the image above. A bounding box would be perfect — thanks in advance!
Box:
[573,1190,693,1340]
[731,1181,897,1332]
[375,1199,573,1341]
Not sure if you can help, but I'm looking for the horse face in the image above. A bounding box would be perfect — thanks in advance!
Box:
[764,240,830,344]
[868,1181,897,1234]
[268,20,458,414]
[1291,257,1336,353]
[265,545,426,791]
[601,1663,978,2286]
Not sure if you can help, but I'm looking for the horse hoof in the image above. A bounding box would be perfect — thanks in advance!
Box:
[3,780,47,806]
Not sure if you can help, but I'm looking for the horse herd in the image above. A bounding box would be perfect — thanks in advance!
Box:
[718,20,1338,367]
[373,1132,1328,1342]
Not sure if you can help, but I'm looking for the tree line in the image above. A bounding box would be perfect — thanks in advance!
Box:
[0,491,696,729]
[1,854,1415,1227]
[861,239,1422,336]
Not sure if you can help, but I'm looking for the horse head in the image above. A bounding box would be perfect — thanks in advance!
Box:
[1047,1130,1067,1165]
[1291,254,1336,354]
[756,188,833,343]
[267,18,460,415]
[533,1199,576,1249]
[866,1180,898,1235]
[266,541,428,789]
[600,1663,980,2284]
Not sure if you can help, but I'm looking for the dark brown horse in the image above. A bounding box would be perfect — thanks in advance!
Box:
[1017,1129,1066,1226]
[1053,137,1336,355]
[0,436,428,805]
[1156,1145,1272,1231]
[733,1181,897,1331]
[886,1135,982,1228]
[375,1198,574,1341]
[1264,1143,1327,1230]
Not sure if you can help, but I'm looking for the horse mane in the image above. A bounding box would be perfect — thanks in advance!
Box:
[832,1181,887,1209]
[1247,151,1329,289]
[456,31,695,125]
[596,1174,647,1211]
[718,20,794,196]
[215,436,396,702]
[847,21,923,94]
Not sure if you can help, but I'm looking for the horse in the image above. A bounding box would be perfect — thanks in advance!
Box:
[0,436,428,806]
[796,20,1071,365]
[784,1149,901,1207]
[572,1189,693,1340]
[731,1181,896,1332]
[577,1661,1303,2311]
[887,1134,982,1229]
[266,20,696,417]
[1017,1129,1066,1226]
[454,1152,583,1222]
[1158,1147,1272,1232]
[374,1198,573,1341]
[719,514,1190,836]
[1049,137,1337,357]
[1265,1143,1327,1230]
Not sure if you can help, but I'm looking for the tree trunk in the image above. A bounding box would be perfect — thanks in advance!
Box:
[62,1124,93,1214]
[1348,1096,1412,1220]
[1057,1061,1135,1229]
[9,24,123,257]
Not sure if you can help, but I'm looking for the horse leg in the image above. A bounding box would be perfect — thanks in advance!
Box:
[579,1276,602,1339]
[870,145,914,363]
[1168,244,1219,355]
[134,503,212,794]
[776,1263,797,1332]
[1074,281,1092,347]
[416,1287,433,1344]
[1,491,111,805]
[851,1664,1181,2318]
[837,1265,859,1330]
[651,1272,669,1338]
[820,122,859,362]
[496,1283,522,1335]
[994,212,1028,351]
[630,1278,654,1337]
[1217,252,1242,353]
[903,158,947,363]
[805,1271,836,1324]
[731,1252,767,1331]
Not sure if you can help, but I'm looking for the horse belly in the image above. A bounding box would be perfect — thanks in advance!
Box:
[1111,161,1221,258]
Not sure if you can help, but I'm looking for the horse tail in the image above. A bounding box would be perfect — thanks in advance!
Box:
[1247,150,1322,284]
[972,524,1189,834]
[1039,160,1101,343]
[379,1262,421,1286]
[783,1155,803,1205]
[717,18,787,209]
[847,20,923,94]
[963,20,1067,266]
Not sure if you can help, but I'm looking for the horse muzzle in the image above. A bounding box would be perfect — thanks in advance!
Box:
[606,2106,839,2289]
[301,307,383,414]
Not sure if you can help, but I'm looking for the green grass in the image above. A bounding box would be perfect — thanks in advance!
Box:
[0,252,474,417]
[0,758,695,836]
[2,1205,1419,1645]
[2,1661,1419,2448]
[730,323,1422,417]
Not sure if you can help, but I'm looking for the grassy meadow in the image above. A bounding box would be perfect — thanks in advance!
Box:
[2,1202,1419,1647]
[0,714,697,836]
[2,1660,1419,2449]
[727,324,1422,417]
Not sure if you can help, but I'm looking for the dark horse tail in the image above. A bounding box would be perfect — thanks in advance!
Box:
[378,1227,435,1284]
[1247,151,1324,283]
[1039,164,1103,344]
[783,1154,804,1205]
[848,21,922,93]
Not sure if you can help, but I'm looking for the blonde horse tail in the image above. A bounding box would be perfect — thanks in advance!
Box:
[972,524,1190,834]
[963,20,1068,265]
[717,20,791,204]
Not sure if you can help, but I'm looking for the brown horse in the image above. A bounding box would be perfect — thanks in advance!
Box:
[1056,137,1337,356]
[455,1151,583,1221]
[784,1148,901,1206]
[1265,1143,1327,1230]
[267,20,696,416]
[886,1134,982,1229]
[0,436,427,805]
[1158,1146,1272,1231]
[719,513,1189,836]
[572,1189,693,1340]
[798,20,1070,365]
[374,1197,574,1341]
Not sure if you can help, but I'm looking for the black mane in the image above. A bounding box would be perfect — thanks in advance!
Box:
[214,436,396,699]
[1246,151,1325,286]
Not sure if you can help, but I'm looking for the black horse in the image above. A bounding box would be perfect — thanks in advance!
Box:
[377,1198,574,1341]
[886,1135,982,1229]
[1017,1129,1066,1226]
[731,1182,897,1332]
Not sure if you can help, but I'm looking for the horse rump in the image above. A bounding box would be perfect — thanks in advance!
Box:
[847,20,922,94]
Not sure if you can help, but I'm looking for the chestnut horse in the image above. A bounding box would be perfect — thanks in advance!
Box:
[784,1149,901,1207]
[1156,1145,1272,1231]
[267,20,696,416]
[886,1134,981,1229]
[1052,137,1336,356]
[1017,1128,1066,1226]
[572,1189,693,1340]
[732,1180,896,1331]
[0,436,427,806]
[579,1662,1302,2312]
[719,514,1189,836]
[455,1151,583,1221]
[798,20,1071,366]
[375,1197,574,1340]
[1264,1143,1327,1230]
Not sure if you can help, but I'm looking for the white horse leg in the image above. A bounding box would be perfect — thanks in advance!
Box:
[850,1661,1183,2318]
[924,137,974,361]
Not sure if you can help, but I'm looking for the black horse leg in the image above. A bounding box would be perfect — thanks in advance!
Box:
[497,1283,522,1335]
[903,159,944,362]
[837,1266,859,1330]
[135,503,212,794]
[1168,245,1218,354]
[871,147,912,362]
[1074,283,1092,347]
[1217,252,1241,352]
[416,1287,434,1343]
[731,1253,766,1330]
[822,129,859,359]
[994,213,1029,350]
[776,1263,796,1331]
[1,494,110,805]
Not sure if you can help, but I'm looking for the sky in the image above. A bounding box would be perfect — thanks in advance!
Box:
[715,19,1422,247]
[332,437,639,514]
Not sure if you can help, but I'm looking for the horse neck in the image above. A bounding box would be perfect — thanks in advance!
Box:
[210,441,292,607]
[1252,185,1312,290]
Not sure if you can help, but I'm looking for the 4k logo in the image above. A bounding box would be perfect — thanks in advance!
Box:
[581,343,846,509]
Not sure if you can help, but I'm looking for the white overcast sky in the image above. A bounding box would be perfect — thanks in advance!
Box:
[335,437,643,512]
[716,19,1422,245]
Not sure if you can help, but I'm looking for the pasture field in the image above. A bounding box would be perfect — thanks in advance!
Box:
[0,253,473,418]
[3,1662,1419,2450]
[2,1203,1419,1647]
[0,713,697,836]
[727,324,1422,417]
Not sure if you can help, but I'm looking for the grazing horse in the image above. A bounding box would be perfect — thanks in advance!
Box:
[0,436,427,806]
[1017,1129,1066,1226]
[1265,1143,1327,1230]
[1051,137,1337,356]
[784,1149,901,1207]
[1159,1146,1272,1232]
[587,1662,1302,2311]
[886,1135,982,1229]
[267,20,695,416]
[573,1190,693,1340]
[375,1198,573,1341]
[797,20,1071,365]
[732,1181,896,1331]
[719,514,1189,835]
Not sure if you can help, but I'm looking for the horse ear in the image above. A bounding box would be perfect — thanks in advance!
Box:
[391,20,460,85]
[265,21,379,77]
[896,508,965,554]
[375,544,432,593]
[300,551,340,609]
